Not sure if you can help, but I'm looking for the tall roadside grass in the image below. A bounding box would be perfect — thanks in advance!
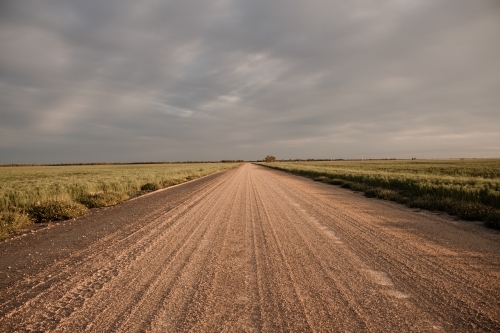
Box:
[0,163,240,239]
[258,159,500,229]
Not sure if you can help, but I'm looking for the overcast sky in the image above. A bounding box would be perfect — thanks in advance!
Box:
[1,0,499,163]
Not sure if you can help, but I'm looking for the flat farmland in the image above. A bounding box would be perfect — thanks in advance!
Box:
[1,163,499,332]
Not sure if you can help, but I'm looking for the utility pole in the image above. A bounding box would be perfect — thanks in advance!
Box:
[362,154,363,161]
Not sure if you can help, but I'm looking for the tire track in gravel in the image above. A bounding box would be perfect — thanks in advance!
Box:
[170,166,252,332]
[1,163,499,332]
[144,167,245,332]
[250,170,313,332]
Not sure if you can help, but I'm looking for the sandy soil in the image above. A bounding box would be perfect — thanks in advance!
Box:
[1,163,499,332]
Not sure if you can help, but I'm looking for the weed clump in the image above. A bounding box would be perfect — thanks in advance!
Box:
[364,187,379,198]
[140,182,161,192]
[28,200,88,223]
[364,187,400,201]
[77,192,129,208]
[340,182,352,189]
[485,212,500,229]
[0,209,32,239]
[160,179,179,187]
[327,179,344,185]
[313,176,329,182]
[340,181,368,191]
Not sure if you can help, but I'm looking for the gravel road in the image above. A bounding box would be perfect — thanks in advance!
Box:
[1,163,499,332]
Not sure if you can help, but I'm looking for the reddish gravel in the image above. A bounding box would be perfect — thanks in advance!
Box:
[1,163,499,332]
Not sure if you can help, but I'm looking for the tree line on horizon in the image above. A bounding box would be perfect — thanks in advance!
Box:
[0,160,245,167]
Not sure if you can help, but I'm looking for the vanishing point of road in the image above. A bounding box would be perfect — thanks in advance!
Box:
[1,164,499,332]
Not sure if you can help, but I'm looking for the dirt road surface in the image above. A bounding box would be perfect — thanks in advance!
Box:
[1,164,499,332]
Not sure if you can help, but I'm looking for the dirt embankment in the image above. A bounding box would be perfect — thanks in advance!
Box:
[1,163,499,332]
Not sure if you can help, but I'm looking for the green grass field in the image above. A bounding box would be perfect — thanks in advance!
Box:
[259,159,500,229]
[0,163,240,239]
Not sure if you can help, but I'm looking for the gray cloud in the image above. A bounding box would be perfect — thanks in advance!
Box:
[1,0,499,163]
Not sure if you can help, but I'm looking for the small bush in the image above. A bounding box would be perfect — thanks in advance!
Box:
[0,210,33,239]
[327,179,344,185]
[160,179,178,187]
[313,176,329,182]
[395,196,410,205]
[348,182,369,192]
[140,182,160,192]
[375,188,400,201]
[340,182,352,189]
[454,201,493,221]
[408,195,435,210]
[485,212,500,229]
[365,187,402,200]
[28,200,88,223]
[77,192,129,208]
[364,187,379,198]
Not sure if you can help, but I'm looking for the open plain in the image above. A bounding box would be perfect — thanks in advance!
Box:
[1,163,499,332]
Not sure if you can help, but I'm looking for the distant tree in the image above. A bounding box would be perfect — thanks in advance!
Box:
[264,155,276,162]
